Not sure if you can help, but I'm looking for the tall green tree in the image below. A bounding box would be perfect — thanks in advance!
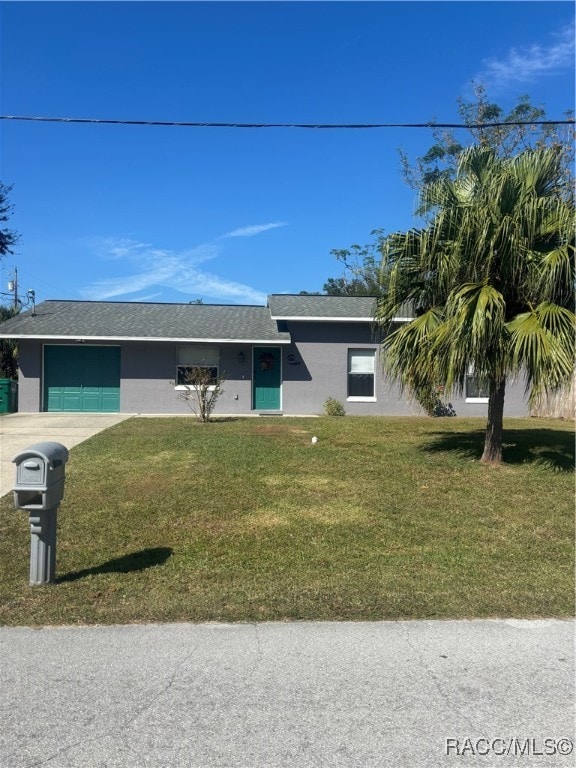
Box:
[400,84,575,195]
[324,229,387,296]
[0,183,20,378]
[0,182,18,258]
[0,305,19,379]
[325,89,573,295]
[376,145,575,464]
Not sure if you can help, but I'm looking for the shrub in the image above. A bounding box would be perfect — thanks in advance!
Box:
[175,365,227,422]
[324,397,346,416]
[415,382,456,417]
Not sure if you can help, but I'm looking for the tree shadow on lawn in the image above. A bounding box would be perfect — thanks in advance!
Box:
[423,427,575,471]
[57,547,173,583]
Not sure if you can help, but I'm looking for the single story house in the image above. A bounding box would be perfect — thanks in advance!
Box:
[0,294,528,416]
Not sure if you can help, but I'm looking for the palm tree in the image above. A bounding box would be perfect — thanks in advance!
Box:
[376,146,575,464]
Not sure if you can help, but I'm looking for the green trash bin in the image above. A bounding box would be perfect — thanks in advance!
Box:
[0,379,18,413]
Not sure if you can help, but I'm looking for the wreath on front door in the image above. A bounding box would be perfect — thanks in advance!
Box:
[259,352,275,371]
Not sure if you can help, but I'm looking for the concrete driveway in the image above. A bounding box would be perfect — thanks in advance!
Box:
[0,412,133,497]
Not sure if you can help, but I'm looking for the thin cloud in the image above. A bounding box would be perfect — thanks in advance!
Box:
[479,23,575,89]
[98,238,153,260]
[80,237,267,304]
[222,222,288,238]
[128,292,164,302]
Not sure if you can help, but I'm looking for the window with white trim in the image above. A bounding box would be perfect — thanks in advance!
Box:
[176,346,219,387]
[347,349,376,401]
[465,365,489,402]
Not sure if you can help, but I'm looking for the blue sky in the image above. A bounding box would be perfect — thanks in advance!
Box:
[0,1,574,306]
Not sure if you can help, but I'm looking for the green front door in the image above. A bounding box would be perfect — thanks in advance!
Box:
[44,346,121,412]
[253,347,281,411]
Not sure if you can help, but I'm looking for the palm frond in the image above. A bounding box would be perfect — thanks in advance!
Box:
[433,282,507,388]
[510,147,564,198]
[381,308,444,392]
[530,244,575,307]
[506,302,576,401]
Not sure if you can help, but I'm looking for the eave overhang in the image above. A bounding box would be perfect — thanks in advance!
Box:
[0,334,292,344]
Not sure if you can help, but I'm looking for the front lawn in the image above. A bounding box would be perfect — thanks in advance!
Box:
[0,416,573,625]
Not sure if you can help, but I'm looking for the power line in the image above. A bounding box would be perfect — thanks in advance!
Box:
[0,115,574,129]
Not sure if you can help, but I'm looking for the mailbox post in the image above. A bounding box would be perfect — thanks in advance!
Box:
[12,442,69,585]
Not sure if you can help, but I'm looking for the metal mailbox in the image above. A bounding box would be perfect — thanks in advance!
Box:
[13,442,69,510]
[12,442,70,585]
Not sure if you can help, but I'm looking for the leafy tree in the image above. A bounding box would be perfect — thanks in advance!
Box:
[0,306,19,379]
[400,84,574,196]
[324,229,387,296]
[324,88,573,295]
[376,145,575,464]
[0,185,19,378]
[0,182,18,258]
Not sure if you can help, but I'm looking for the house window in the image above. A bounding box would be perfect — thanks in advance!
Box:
[176,346,219,387]
[347,349,376,401]
[465,366,489,402]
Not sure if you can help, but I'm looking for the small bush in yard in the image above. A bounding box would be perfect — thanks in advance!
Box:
[324,397,346,416]
[175,365,227,422]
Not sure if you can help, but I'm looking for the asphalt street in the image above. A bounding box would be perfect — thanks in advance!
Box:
[0,618,574,768]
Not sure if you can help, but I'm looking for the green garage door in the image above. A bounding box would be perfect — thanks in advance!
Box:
[44,346,121,412]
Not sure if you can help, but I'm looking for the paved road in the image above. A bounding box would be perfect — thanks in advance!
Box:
[0,619,573,768]
[0,413,133,497]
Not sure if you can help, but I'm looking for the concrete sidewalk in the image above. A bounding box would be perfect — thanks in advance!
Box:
[0,413,133,497]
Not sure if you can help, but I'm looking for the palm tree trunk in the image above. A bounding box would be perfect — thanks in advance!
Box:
[481,376,506,464]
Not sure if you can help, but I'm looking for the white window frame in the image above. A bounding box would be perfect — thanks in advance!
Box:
[465,364,489,403]
[347,348,377,402]
[175,346,220,390]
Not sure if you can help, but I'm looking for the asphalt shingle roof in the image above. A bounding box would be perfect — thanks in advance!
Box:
[268,294,378,319]
[0,301,292,343]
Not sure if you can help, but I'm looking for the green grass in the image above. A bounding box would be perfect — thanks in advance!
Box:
[0,416,573,626]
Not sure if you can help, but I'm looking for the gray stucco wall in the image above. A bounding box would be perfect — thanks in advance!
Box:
[280,322,418,416]
[15,341,43,412]
[15,333,529,417]
[16,340,255,414]
[280,321,528,417]
[120,342,253,414]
